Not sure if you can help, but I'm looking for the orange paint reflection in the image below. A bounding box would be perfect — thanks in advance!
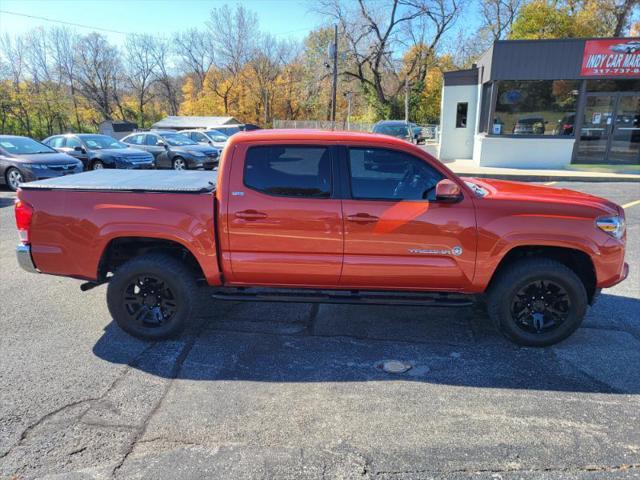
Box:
[372,202,430,235]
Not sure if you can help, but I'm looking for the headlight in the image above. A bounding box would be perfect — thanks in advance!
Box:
[189,151,205,157]
[596,215,625,239]
[29,164,46,169]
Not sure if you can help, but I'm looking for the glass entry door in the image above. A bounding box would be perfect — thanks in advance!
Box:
[575,93,640,164]
[609,95,640,164]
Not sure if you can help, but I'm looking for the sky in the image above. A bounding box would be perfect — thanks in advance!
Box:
[0,0,325,44]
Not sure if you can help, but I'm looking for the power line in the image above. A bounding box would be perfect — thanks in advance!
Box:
[0,9,315,39]
[0,10,132,36]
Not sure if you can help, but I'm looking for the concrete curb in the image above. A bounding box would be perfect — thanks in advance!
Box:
[452,172,640,183]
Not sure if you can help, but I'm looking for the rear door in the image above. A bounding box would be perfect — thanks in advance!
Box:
[340,146,476,291]
[225,143,343,286]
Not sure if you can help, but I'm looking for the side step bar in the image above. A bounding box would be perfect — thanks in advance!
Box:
[211,288,475,307]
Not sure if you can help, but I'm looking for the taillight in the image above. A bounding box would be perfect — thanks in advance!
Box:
[14,199,34,244]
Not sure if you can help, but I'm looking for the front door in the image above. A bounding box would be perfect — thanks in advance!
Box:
[575,93,640,164]
[225,143,343,286]
[340,147,477,291]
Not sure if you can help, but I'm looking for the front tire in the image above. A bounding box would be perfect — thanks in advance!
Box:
[91,160,104,170]
[107,254,197,340]
[172,157,187,170]
[487,258,587,347]
[5,167,24,191]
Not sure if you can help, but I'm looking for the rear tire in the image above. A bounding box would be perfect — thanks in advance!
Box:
[487,258,587,347]
[107,253,197,340]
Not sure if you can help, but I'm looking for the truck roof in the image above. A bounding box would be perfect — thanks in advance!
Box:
[227,129,415,148]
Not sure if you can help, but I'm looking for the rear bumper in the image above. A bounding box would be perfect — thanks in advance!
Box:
[16,244,38,273]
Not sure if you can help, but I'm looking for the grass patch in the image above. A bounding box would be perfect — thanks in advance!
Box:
[568,164,640,174]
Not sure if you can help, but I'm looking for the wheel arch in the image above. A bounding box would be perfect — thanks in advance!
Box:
[97,236,207,283]
[486,245,597,302]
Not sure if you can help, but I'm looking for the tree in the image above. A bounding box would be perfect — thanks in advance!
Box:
[74,33,123,121]
[317,0,463,119]
[124,34,158,127]
[174,29,214,90]
[480,0,523,40]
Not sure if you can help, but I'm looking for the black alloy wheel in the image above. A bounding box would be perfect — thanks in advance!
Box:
[107,254,197,340]
[510,280,570,334]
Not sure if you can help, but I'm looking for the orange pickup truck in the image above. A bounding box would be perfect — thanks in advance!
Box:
[14,130,628,346]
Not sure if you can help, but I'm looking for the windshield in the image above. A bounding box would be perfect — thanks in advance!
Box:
[162,133,198,146]
[375,124,409,137]
[0,137,55,155]
[204,130,229,142]
[81,135,126,150]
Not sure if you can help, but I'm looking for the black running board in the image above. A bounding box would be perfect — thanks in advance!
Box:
[211,288,475,307]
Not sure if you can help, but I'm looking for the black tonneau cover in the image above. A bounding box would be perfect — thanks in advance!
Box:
[20,170,216,193]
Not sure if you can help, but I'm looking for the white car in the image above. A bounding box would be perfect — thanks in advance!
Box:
[180,129,229,154]
[609,41,640,54]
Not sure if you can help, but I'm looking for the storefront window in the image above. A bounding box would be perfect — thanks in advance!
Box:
[493,80,580,136]
[587,79,640,92]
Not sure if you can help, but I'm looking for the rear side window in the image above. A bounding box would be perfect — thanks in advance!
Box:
[244,146,331,198]
[125,134,144,145]
[47,137,65,148]
[348,148,443,201]
[145,135,162,146]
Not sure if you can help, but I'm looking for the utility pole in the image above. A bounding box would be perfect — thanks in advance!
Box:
[404,77,409,122]
[330,24,338,127]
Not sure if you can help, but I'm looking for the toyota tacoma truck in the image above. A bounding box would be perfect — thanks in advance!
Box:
[13,130,628,346]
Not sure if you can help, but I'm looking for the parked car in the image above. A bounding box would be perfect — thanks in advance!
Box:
[0,135,82,191]
[43,134,155,170]
[372,120,416,143]
[553,113,575,136]
[409,123,430,144]
[241,124,261,131]
[14,130,627,347]
[206,125,243,137]
[180,129,228,156]
[121,131,218,170]
[513,117,546,135]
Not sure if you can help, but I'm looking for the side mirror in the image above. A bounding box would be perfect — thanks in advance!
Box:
[158,140,167,148]
[208,140,213,145]
[74,146,85,153]
[435,179,462,202]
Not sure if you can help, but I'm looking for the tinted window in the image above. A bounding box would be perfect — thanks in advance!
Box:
[456,102,468,128]
[374,123,410,138]
[244,146,331,198]
[191,132,207,142]
[348,148,443,201]
[65,136,82,148]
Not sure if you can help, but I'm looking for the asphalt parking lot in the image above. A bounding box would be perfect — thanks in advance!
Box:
[0,181,639,479]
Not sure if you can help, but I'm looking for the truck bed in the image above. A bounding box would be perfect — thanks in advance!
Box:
[20,170,217,193]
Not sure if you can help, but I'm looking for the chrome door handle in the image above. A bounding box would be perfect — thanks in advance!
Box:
[235,210,267,220]
[347,213,379,224]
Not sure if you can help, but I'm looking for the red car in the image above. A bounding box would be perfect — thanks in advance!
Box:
[14,130,628,346]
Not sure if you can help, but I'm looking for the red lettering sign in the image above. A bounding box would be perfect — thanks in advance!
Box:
[581,38,640,77]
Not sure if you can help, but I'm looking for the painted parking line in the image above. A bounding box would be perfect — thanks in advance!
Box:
[544,181,558,186]
[622,199,640,210]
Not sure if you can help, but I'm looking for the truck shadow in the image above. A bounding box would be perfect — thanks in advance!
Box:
[92,292,640,394]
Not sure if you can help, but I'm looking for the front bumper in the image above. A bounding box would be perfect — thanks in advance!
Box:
[23,165,83,181]
[16,244,38,273]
